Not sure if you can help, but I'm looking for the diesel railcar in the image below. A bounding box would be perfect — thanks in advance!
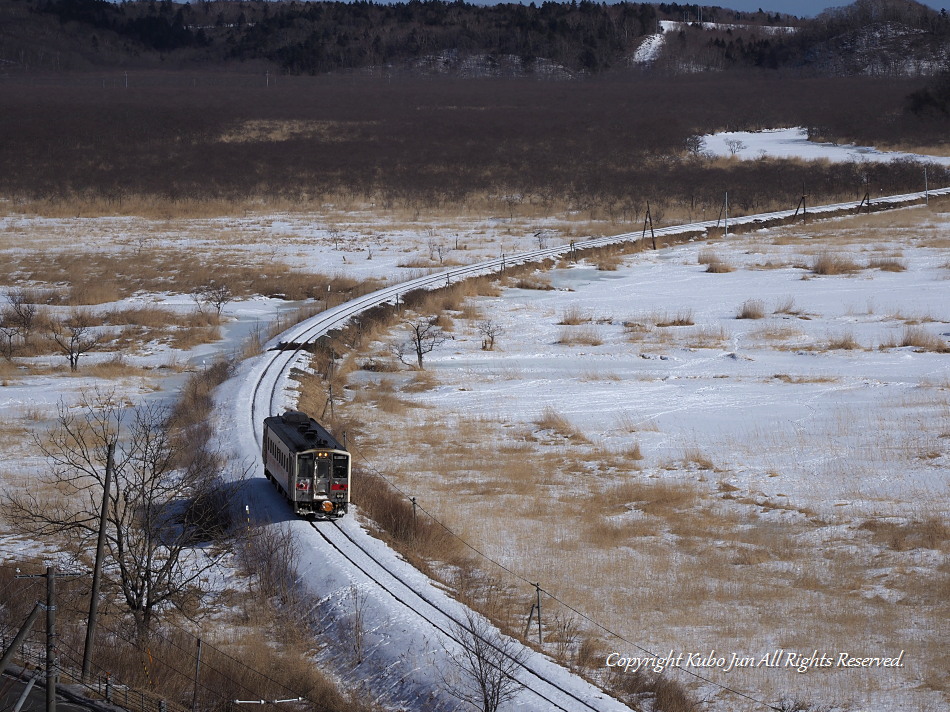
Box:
[262,411,350,519]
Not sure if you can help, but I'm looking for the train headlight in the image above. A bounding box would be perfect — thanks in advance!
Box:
[321,501,334,513]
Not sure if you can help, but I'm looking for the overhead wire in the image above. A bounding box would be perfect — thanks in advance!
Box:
[349,444,782,711]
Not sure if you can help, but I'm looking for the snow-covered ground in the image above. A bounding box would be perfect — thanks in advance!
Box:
[346,204,950,711]
[1,130,948,711]
[701,127,950,167]
[633,21,798,65]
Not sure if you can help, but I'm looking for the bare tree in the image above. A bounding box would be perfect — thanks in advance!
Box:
[8,290,38,342]
[441,609,527,712]
[48,309,103,371]
[0,312,18,359]
[349,584,369,665]
[477,319,503,351]
[395,318,448,370]
[726,138,747,156]
[192,283,233,319]
[238,523,299,605]
[684,134,706,157]
[2,391,235,636]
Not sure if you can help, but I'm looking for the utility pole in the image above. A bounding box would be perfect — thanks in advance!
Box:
[82,442,114,682]
[192,638,202,711]
[642,201,656,250]
[724,191,729,237]
[534,583,543,644]
[0,604,43,676]
[14,566,83,712]
[47,567,56,712]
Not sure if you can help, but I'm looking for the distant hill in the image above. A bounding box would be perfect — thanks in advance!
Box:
[0,0,947,76]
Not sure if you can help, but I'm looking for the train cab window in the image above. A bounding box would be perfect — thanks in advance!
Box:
[333,456,348,479]
[315,458,330,480]
[298,454,314,479]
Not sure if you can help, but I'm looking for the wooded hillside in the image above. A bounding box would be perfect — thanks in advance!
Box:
[2,0,947,76]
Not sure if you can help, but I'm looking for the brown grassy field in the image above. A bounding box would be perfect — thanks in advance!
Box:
[291,202,950,711]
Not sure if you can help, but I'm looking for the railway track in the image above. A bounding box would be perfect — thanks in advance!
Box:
[248,185,950,449]
[311,520,615,712]
[233,185,948,710]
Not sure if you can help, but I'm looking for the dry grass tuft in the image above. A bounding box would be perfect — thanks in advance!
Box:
[623,441,644,460]
[559,305,591,325]
[615,411,660,433]
[773,295,800,315]
[826,330,861,350]
[558,325,603,346]
[868,257,907,272]
[772,373,839,384]
[752,324,805,343]
[859,517,950,551]
[682,446,715,470]
[354,469,464,560]
[616,479,700,515]
[811,251,861,275]
[653,309,694,327]
[699,249,735,273]
[512,274,553,290]
[594,253,623,271]
[85,355,148,378]
[535,406,588,442]
[736,299,766,320]
[684,325,730,349]
[901,326,949,352]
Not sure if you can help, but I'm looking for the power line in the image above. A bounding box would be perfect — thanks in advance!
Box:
[349,445,782,711]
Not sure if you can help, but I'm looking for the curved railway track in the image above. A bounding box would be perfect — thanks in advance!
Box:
[236,186,947,711]
[249,186,950,447]
[312,520,610,712]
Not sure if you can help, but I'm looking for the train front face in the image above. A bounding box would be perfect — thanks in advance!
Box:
[295,449,350,518]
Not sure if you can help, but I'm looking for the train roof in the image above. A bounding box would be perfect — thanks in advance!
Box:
[264,411,346,452]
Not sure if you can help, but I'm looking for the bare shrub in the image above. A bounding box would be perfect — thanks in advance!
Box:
[811,252,861,275]
[47,309,105,371]
[736,299,765,320]
[3,394,234,635]
[394,317,449,369]
[574,635,606,672]
[548,610,581,661]
[440,609,527,712]
[239,524,300,605]
[477,319,503,351]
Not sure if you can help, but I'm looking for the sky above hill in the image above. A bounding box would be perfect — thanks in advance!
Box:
[725,0,949,15]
